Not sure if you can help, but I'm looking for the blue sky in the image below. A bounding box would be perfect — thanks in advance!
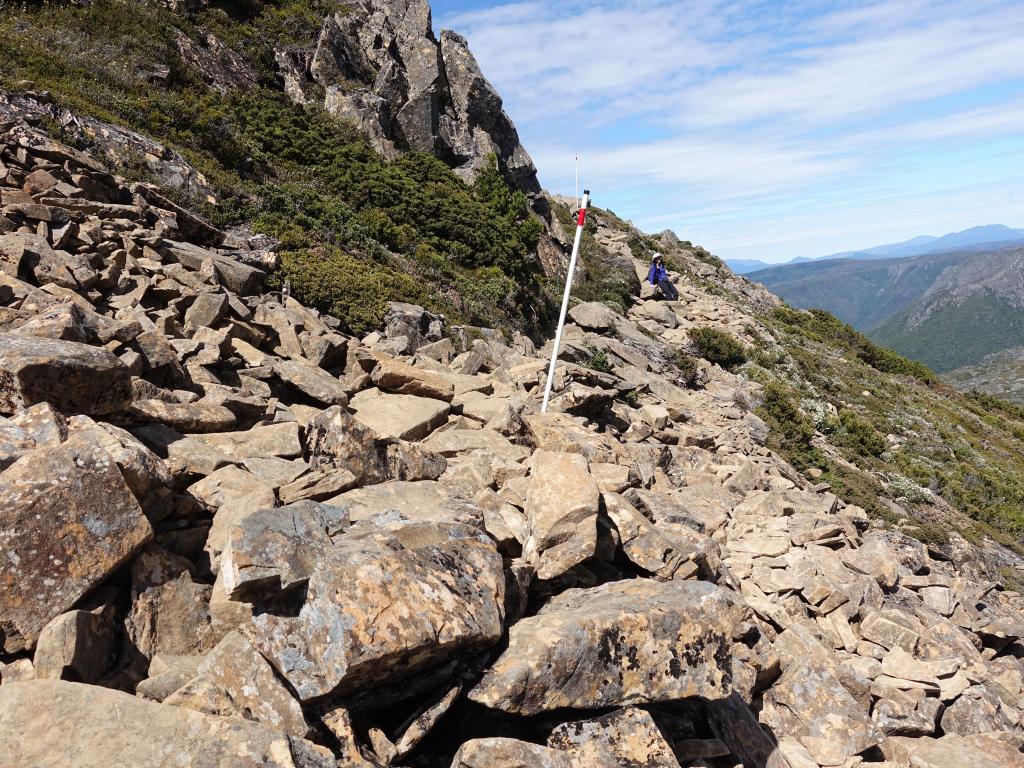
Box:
[432,0,1024,263]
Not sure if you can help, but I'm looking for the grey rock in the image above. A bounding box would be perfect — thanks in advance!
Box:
[247,516,505,701]
[0,441,151,652]
[568,301,620,333]
[0,335,130,415]
[469,579,746,714]
[287,2,540,192]
[220,500,350,600]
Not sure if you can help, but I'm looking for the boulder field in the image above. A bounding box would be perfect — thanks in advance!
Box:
[0,119,1022,767]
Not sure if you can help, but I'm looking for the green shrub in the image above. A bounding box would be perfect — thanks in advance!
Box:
[691,246,724,269]
[554,203,637,313]
[690,327,748,371]
[769,307,935,383]
[674,352,700,388]
[582,345,613,374]
[907,521,951,546]
[838,410,888,458]
[756,382,822,471]
[271,247,432,335]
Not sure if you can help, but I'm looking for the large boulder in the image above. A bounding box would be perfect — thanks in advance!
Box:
[522,450,599,580]
[468,579,746,714]
[0,336,130,415]
[245,516,506,701]
[349,387,450,440]
[0,442,152,652]
[0,680,334,767]
[567,302,620,333]
[371,356,455,401]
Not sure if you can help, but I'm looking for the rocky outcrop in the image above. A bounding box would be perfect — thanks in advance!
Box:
[275,0,540,193]
[1,117,1023,768]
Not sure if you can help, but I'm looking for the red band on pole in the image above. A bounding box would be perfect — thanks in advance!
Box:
[577,208,587,227]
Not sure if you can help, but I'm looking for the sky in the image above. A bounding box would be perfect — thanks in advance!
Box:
[431,0,1024,263]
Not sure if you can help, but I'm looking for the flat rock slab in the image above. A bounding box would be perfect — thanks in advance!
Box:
[421,427,528,460]
[350,388,450,441]
[273,358,349,406]
[0,442,152,652]
[195,421,303,460]
[523,450,599,580]
[469,579,746,714]
[0,335,130,415]
[329,480,483,527]
[246,516,505,701]
[0,680,334,767]
[372,356,454,401]
[548,707,681,767]
[451,738,578,768]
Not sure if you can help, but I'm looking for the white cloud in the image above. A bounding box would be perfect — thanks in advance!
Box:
[438,0,1024,259]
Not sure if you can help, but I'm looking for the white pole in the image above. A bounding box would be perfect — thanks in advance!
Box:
[541,189,590,413]
[575,154,579,209]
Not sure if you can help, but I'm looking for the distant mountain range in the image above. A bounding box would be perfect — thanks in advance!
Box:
[870,245,1024,373]
[726,224,1024,274]
[746,241,1024,375]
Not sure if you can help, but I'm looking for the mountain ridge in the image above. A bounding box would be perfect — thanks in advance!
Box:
[728,223,1024,274]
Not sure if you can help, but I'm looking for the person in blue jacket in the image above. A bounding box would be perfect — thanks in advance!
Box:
[647,253,678,300]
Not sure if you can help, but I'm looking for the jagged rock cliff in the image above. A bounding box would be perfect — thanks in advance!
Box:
[274,0,540,192]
